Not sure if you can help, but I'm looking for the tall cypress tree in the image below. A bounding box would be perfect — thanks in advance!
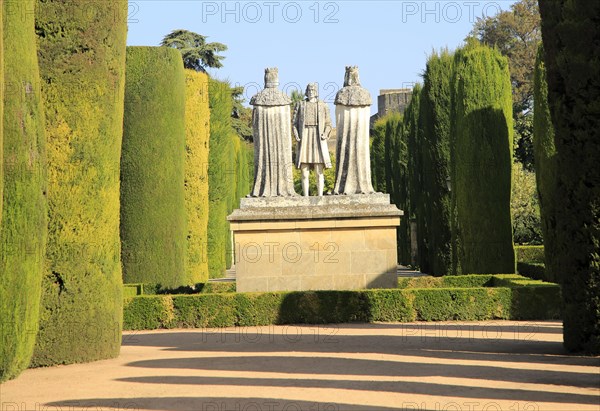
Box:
[451,43,515,274]
[32,1,127,366]
[0,0,47,380]
[184,69,211,283]
[532,44,558,283]
[121,47,188,288]
[538,0,600,353]
[421,50,454,276]
[405,84,427,269]
[207,78,234,277]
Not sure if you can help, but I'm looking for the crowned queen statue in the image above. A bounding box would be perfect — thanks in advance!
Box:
[333,66,376,195]
[248,68,297,197]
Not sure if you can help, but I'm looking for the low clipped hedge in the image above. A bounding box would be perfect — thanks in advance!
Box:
[515,245,545,264]
[123,275,560,330]
[517,262,546,281]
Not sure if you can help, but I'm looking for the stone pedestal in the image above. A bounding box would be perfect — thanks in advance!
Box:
[227,194,402,292]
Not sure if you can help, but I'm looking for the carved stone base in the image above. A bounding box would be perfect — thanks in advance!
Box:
[228,195,402,292]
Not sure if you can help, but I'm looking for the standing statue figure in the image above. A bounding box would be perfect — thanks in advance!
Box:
[333,66,376,195]
[248,68,297,197]
[293,83,333,197]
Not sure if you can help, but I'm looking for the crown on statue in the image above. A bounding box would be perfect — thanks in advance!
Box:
[264,67,279,88]
[344,66,360,87]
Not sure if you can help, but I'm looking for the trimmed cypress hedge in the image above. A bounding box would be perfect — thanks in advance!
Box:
[420,50,454,276]
[0,6,3,226]
[32,0,127,367]
[122,275,560,330]
[405,84,425,269]
[539,0,600,353]
[184,70,210,283]
[207,78,235,277]
[533,45,559,284]
[0,0,47,381]
[121,46,188,288]
[450,43,515,274]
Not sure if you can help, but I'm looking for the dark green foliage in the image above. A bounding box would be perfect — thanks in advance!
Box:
[511,163,543,245]
[411,288,510,321]
[538,0,600,353]
[32,0,127,368]
[515,245,545,263]
[517,262,546,281]
[121,46,188,288]
[533,45,559,283]
[372,112,409,265]
[405,84,425,269]
[451,43,515,274]
[0,0,47,380]
[397,275,494,289]
[420,50,454,276]
[161,29,227,72]
[370,116,387,192]
[123,275,560,330]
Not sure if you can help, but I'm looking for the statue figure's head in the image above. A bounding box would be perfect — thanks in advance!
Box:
[343,66,361,87]
[305,83,318,100]
[264,67,279,88]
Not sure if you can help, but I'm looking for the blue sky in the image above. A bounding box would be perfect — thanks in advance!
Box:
[127,1,517,113]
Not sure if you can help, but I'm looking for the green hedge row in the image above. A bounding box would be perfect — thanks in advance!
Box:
[121,46,188,288]
[517,262,546,281]
[514,245,545,264]
[123,275,560,330]
[0,0,48,381]
[32,0,127,368]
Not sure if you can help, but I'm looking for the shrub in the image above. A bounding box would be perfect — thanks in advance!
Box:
[533,44,559,282]
[121,46,188,288]
[0,0,47,380]
[517,262,546,281]
[420,50,454,276]
[32,0,127,368]
[539,0,600,352]
[515,245,545,263]
[451,43,515,274]
[184,70,210,283]
[511,163,543,245]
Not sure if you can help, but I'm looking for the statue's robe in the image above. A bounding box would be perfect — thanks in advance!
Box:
[294,100,332,169]
[333,85,375,194]
[249,88,297,197]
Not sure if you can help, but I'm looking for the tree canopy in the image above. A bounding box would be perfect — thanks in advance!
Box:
[161,29,227,72]
[467,0,541,169]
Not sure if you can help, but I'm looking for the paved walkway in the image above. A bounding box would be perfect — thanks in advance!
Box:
[1,321,599,411]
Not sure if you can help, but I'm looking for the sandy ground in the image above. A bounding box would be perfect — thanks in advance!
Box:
[1,321,599,411]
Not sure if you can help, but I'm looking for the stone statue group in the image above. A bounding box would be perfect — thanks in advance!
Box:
[249,66,375,198]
